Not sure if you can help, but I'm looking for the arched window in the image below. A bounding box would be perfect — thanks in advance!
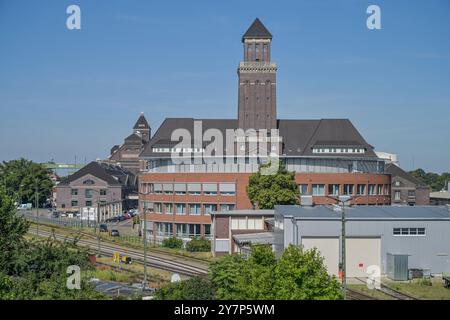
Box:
[83,179,95,185]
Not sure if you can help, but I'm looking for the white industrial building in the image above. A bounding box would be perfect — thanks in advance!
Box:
[274,205,450,278]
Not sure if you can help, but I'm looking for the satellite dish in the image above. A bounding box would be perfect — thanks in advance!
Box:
[171,273,181,283]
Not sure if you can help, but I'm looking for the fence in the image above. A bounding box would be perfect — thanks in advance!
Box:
[19,212,99,229]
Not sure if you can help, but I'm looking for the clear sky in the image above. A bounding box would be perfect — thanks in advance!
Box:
[0,0,449,173]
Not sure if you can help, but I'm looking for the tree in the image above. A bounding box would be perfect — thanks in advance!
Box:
[247,161,299,209]
[273,245,342,300]
[208,244,342,300]
[0,158,53,206]
[409,168,450,191]
[0,191,106,300]
[154,276,214,300]
[0,190,29,272]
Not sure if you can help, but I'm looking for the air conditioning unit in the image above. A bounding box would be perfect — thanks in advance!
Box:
[300,195,313,206]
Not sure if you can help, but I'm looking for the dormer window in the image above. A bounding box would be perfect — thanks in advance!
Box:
[83,179,95,185]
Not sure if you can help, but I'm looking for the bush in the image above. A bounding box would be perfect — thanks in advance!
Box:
[418,277,432,286]
[186,238,211,252]
[162,237,183,249]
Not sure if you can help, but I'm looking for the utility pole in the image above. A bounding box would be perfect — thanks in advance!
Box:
[143,208,148,290]
[35,179,39,236]
[340,199,346,300]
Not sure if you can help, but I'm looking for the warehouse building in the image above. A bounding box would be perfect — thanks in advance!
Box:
[274,205,450,278]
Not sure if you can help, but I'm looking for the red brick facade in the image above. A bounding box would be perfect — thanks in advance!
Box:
[139,172,391,239]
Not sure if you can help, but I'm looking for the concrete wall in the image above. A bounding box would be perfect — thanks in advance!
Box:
[277,216,450,275]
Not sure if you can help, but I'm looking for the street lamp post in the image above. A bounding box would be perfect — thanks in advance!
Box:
[326,194,360,300]
[35,179,39,236]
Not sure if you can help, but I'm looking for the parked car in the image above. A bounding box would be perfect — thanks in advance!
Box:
[117,216,125,222]
[110,229,120,237]
[51,212,60,219]
[60,212,68,218]
[123,213,131,219]
[99,224,108,232]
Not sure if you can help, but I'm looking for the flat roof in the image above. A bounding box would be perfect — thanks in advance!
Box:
[233,232,276,245]
[275,205,450,221]
[211,209,274,216]
[430,191,450,200]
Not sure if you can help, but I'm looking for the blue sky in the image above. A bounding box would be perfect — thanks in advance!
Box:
[0,0,449,173]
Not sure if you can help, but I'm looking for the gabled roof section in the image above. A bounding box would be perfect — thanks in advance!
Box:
[242,18,272,41]
[58,161,135,187]
[386,163,428,187]
[133,113,150,130]
[299,119,377,157]
[124,133,143,143]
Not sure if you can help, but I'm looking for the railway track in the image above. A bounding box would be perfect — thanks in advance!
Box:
[354,277,418,300]
[28,229,209,277]
[346,288,376,300]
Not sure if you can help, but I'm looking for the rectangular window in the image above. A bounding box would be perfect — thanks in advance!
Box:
[204,224,211,236]
[231,218,247,230]
[71,200,78,207]
[189,204,201,215]
[247,218,264,230]
[394,191,401,201]
[154,183,162,194]
[203,183,218,195]
[100,189,107,196]
[328,184,340,196]
[299,184,308,195]
[343,184,354,196]
[176,223,187,237]
[377,184,384,195]
[393,227,426,236]
[368,184,376,195]
[357,184,366,195]
[174,183,187,195]
[220,204,235,212]
[312,184,325,196]
[164,203,173,214]
[219,183,236,196]
[71,189,78,196]
[154,203,162,213]
[163,183,173,195]
[187,183,201,195]
[85,200,92,207]
[204,204,217,215]
[408,190,415,197]
[85,189,93,198]
[176,203,186,215]
[189,224,201,237]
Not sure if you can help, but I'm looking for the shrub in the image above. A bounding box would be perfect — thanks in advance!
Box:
[186,238,211,252]
[162,237,183,249]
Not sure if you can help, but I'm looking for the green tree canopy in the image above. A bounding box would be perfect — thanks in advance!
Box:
[0,158,53,206]
[247,161,299,209]
[154,276,215,300]
[409,168,450,192]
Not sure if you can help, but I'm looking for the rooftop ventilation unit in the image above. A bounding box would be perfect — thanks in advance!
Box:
[300,195,313,206]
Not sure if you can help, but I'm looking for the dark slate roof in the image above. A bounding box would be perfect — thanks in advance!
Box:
[58,161,135,187]
[275,205,450,220]
[124,133,143,143]
[140,118,377,159]
[385,163,427,187]
[242,18,272,41]
[133,113,150,130]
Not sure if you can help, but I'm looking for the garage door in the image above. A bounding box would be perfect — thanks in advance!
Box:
[346,237,381,278]
[302,237,339,276]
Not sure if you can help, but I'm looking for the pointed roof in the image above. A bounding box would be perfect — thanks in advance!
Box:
[242,18,272,41]
[133,112,150,130]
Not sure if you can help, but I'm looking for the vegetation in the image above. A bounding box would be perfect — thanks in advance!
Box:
[162,237,184,249]
[0,190,105,300]
[409,168,450,192]
[154,276,215,300]
[385,278,450,300]
[155,245,343,300]
[247,161,299,209]
[0,158,53,206]
[186,238,211,252]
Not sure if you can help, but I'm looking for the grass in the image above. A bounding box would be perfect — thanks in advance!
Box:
[84,268,138,283]
[383,278,450,300]
[347,284,396,300]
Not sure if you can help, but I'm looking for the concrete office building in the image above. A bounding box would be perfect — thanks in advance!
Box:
[274,205,450,277]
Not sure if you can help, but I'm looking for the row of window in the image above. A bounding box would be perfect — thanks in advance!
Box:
[152,147,205,153]
[393,228,425,236]
[147,202,235,215]
[231,218,264,230]
[140,182,236,196]
[312,147,365,154]
[393,190,416,201]
[299,184,390,196]
[154,222,211,237]
[68,200,107,207]
[71,189,107,197]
